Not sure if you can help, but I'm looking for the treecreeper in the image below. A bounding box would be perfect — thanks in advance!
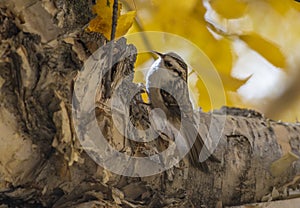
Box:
[145,51,220,172]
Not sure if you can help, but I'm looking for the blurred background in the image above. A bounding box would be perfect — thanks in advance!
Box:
[89,0,300,122]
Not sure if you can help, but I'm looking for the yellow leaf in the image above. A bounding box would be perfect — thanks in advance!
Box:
[210,0,248,19]
[88,16,112,39]
[189,71,248,111]
[141,92,149,104]
[152,0,197,12]
[220,72,251,92]
[291,0,300,11]
[266,0,292,14]
[87,0,136,40]
[132,53,154,83]
[226,91,247,108]
[240,33,286,68]
[192,78,212,111]
[115,11,136,38]
[201,38,233,76]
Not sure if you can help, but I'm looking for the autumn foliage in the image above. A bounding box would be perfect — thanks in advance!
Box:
[88,0,300,121]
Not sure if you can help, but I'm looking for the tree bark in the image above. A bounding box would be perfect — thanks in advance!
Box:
[1,1,300,208]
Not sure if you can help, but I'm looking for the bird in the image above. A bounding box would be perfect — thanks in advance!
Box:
[145,51,219,172]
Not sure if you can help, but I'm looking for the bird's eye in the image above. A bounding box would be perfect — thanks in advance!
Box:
[172,69,182,76]
[165,61,173,68]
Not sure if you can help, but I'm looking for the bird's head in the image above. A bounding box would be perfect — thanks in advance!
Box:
[151,51,188,82]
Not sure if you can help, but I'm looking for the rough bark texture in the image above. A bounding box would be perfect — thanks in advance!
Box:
[1,1,300,208]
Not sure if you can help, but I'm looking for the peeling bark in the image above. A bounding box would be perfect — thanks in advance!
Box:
[1,1,300,208]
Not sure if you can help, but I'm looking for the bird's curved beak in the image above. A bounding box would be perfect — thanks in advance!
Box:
[150,50,164,58]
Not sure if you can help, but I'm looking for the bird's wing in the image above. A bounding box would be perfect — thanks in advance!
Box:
[181,116,220,172]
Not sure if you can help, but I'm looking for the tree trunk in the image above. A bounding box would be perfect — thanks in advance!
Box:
[1,1,300,207]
